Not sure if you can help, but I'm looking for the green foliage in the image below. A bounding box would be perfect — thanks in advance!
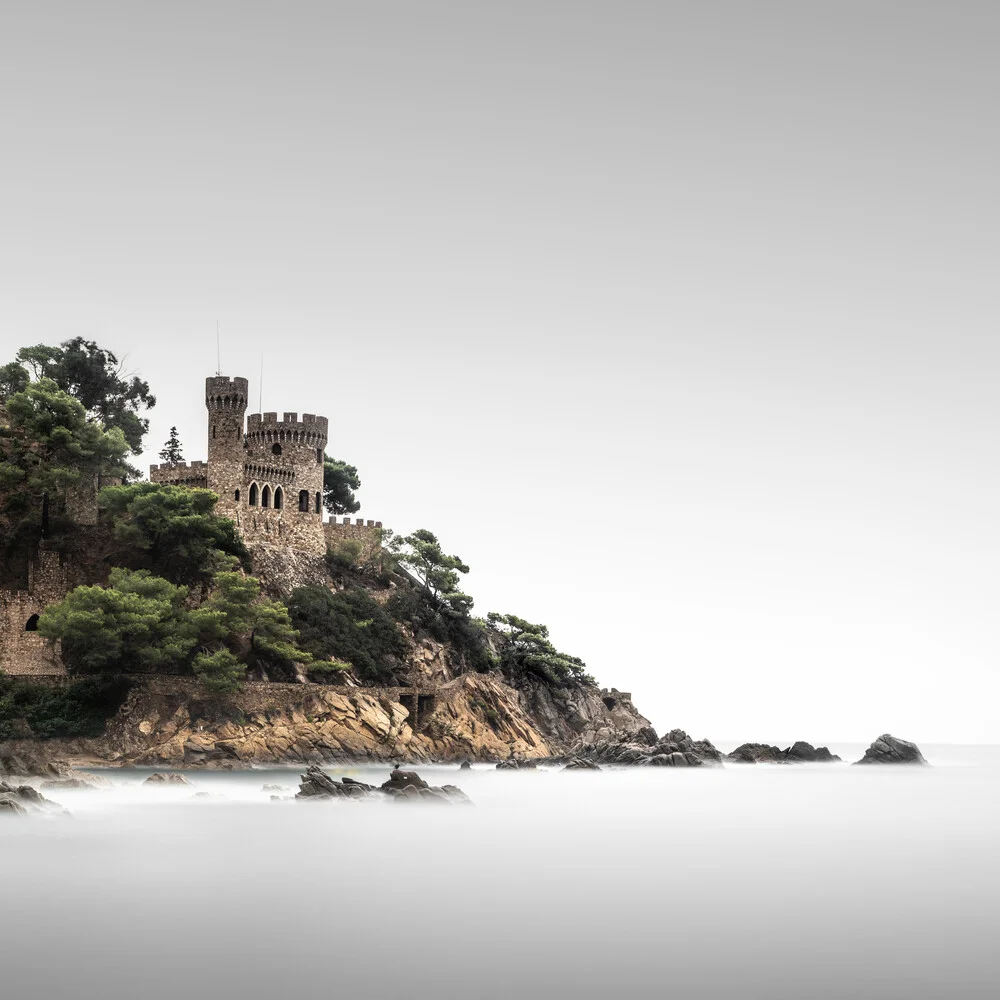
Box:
[0,378,130,512]
[100,482,249,585]
[0,362,28,402]
[193,573,311,680]
[391,529,473,616]
[191,649,245,693]
[12,338,155,454]
[485,612,591,686]
[0,675,131,739]
[287,586,406,684]
[322,456,361,515]
[159,426,184,464]
[38,569,199,675]
[38,568,311,692]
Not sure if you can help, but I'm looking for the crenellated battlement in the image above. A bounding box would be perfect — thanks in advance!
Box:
[333,517,383,527]
[246,412,329,444]
[205,376,249,412]
[149,460,208,474]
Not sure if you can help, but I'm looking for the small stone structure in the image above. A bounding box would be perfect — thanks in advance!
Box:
[0,544,72,676]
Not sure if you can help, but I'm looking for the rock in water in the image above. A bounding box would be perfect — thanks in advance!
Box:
[854,734,928,765]
[143,772,191,785]
[563,757,601,771]
[0,780,67,816]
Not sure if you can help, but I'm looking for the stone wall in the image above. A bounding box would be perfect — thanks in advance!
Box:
[149,461,209,489]
[0,545,71,676]
[325,517,384,564]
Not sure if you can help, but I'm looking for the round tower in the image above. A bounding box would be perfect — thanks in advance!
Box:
[205,376,249,514]
[244,409,328,552]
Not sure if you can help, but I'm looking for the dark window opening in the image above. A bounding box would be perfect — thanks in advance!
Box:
[298,490,310,512]
[249,483,258,506]
[234,489,241,502]
[316,448,323,464]
[25,614,39,632]
[262,485,271,508]
[213,425,217,439]
[272,443,282,456]
[315,492,322,514]
[274,487,283,510]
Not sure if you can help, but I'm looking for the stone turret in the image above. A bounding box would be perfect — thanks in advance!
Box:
[205,376,249,515]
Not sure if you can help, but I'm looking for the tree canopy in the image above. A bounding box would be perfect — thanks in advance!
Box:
[486,612,591,686]
[38,568,312,693]
[159,427,184,464]
[10,338,155,454]
[38,569,200,675]
[0,378,130,520]
[287,585,407,685]
[392,528,472,616]
[99,482,249,586]
[322,456,361,515]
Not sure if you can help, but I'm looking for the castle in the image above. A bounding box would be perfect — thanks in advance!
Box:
[149,375,382,559]
[0,374,382,676]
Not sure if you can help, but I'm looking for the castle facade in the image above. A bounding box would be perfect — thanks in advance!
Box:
[149,375,381,558]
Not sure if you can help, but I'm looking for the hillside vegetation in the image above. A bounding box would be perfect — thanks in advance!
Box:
[1,340,596,735]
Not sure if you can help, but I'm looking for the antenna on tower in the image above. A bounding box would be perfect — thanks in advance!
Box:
[216,321,222,375]
[258,354,264,412]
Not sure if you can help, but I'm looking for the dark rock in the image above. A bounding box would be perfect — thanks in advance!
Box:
[495,759,537,770]
[459,759,472,770]
[382,769,428,791]
[144,772,191,785]
[0,780,66,816]
[854,734,928,766]
[563,757,601,771]
[726,743,784,764]
[813,746,840,762]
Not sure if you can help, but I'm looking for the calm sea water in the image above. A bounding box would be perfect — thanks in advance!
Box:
[3,744,998,999]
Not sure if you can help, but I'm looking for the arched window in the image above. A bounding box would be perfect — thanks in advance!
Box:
[249,483,258,506]
[234,489,241,502]
[298,490,310,512]
[274,487,283,510]
[315,492,322,514]
[25,614,39,632]
[262,485,271,508]
[272,443,282,456]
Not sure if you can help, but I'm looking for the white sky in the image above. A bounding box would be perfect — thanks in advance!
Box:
[2,1,998,742]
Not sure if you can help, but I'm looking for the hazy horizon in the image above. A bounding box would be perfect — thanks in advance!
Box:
[2,1,999,743]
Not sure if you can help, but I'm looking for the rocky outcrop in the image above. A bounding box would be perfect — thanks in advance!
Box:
[0,780,66,816]
[726,741,841,764]
[548,728,722,768]
[42,670,648,768]
[144,772,191,785]
[296,765,471,804]
[854,734,927,765]
[563,757,601,771]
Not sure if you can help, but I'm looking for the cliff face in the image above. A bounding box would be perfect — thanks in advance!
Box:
[23,669,649,767]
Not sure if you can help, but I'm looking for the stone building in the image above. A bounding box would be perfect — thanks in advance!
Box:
[149,375,382,559]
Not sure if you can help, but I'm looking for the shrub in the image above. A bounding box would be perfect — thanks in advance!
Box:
[0,675,131,739]
[287,586,406,685]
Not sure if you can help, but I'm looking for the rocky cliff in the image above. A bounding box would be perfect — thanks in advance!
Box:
[0,669,650,769]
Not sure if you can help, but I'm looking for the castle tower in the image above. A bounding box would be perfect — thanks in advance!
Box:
[205,376,249,515]
[244,409,328,553]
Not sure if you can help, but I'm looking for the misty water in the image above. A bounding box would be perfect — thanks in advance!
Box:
[4,746,999,1000]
